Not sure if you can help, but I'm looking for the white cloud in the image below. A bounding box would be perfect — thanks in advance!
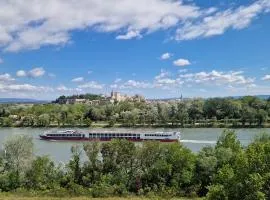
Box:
[173,58,191,66]
[119,80,153,89]
[179,70,255,85]
[56,85,70,92]
[0,80,53,93]
[160,52,172,60]
[116,30,141,40]
[154,70,184,89]
[78,81,104,89]
[16,67,46,78]
[0,71,53,98]
[87,70,93,74]
[71,77,84,83]
[262,74,270,81]
[16,70,27,77]
[0,84,52,93]
[0,73,15,82]
[28,67,45,78]
[56,85,82,93]
[114,78,122,83]
[0,0,267,51]
[0,58,3,64]
[110,84,118,89]
[152,69,256,91]
[0,0,201,51]
[154,70,170,80]
[111,80,153,89]
[176,0,270,40]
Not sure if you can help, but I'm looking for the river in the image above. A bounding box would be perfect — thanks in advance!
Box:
[0,127,269,163]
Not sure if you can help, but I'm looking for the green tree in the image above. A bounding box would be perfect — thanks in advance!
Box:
[188,100,203,124]
[176,102,188,126]
[1,135,34,190]
[255,109,268,126]
[24,156,61,190]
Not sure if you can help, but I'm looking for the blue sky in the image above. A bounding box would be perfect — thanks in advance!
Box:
[0,0,269,100]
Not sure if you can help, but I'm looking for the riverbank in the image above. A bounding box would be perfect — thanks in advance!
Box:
[1,121,270,129]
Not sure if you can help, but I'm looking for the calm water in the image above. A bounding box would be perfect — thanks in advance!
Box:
[0,127,269,163]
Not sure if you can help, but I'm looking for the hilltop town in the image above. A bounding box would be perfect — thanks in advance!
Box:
[54,91,145,105]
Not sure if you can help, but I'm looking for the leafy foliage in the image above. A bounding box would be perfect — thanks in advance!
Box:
[0,130,270,199]
[0,96,269,128]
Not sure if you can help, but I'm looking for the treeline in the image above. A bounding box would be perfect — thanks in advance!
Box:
[0,130,270,199]
[53,93,105,104]
[0,96,269,127]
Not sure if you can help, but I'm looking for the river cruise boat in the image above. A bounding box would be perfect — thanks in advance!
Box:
[40,130,180,142]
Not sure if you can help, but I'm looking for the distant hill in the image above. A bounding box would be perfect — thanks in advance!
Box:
[230,95,270,100]
[0,98,49,104]
[147,95,270,101]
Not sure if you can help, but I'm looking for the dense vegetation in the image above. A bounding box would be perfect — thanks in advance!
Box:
[0,130,269,199]
[0,96,269,128]
[53,94,105,104]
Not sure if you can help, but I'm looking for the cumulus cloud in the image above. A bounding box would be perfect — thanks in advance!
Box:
[176,0,270,40]
[0,77,53,94]
[71,77,84,83]
[116,30,141,40]
[119,80,153,89]
[160,52,172,60]
[0,0,200,52]
[56,85,83,93]
[28,67,45,78]
[154,70,183,89]
[16,67,45,78]
[173,58,191,66]
[178,70,255,85]
[154,70,170,80]
[78,81,104,89]
[0,0,268,51]
[151,69,256,90]
[0,84,52,93]
[110,84,118,89]
[110,79,153,89]
[16,70,27,77]
[0,73,15,82]
[0,71,53,97]
[262,74,270,81]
